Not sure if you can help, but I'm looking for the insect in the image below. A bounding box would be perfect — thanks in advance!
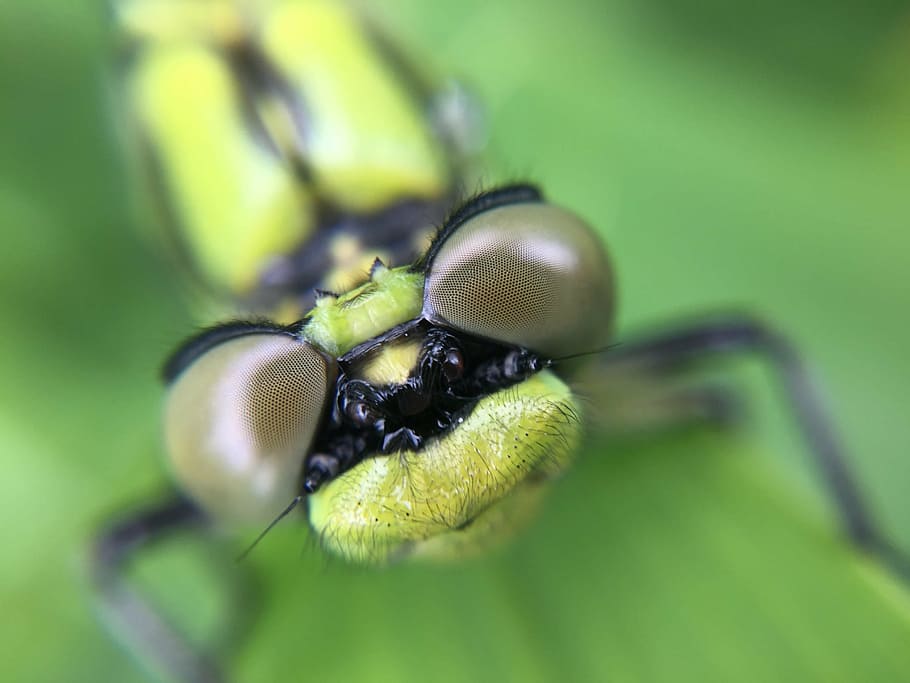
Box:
[91,1,910,682]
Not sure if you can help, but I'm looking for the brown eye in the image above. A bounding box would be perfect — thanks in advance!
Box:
[164,333,336,526]
[422,202,614,357]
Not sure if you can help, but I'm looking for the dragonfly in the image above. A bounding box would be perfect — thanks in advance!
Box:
[91,1,910,681]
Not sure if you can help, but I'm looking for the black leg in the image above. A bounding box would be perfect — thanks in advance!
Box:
[90,495,227,683]
[600,313,909,582]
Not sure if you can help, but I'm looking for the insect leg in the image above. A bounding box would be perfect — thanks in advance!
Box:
[90,495,227,683]
[599,313,909,582]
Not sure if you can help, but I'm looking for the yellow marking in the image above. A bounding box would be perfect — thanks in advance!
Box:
[114,0,246,45]
[357,339,422,386]
[320,234,389,294]
[329,233,361,264]
[411,225,435,257]
[259,0,450,211]
[130,43,314,295]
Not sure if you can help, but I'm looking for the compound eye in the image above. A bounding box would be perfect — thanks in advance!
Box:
[423,202,614,357]
[164,333,336,526]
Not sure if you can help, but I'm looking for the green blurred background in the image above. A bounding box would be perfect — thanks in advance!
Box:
[2,0,909,681]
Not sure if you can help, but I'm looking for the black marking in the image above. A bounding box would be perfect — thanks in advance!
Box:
[305,454,341,490]
[302,323,548,493]
[412,183,544,274]
[162,320,299,384]
[337,318,425,366]
[227,41,294,160]
[254,196,454,312]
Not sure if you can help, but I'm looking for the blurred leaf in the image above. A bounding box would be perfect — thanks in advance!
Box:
[1,1,908,682]
[234,433,910,682]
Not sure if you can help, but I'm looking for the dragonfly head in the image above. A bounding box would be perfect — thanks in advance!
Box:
[163,186,614,563]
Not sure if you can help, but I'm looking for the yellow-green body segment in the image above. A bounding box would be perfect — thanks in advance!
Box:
[118,0,451,306]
